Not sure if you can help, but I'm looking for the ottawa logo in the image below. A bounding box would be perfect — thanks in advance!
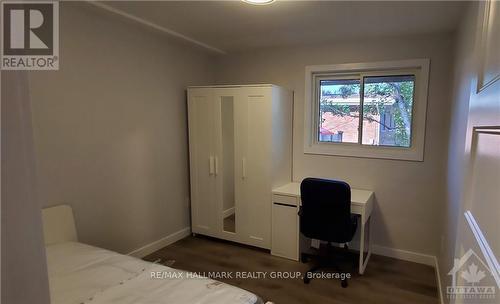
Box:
[447,249,497,302]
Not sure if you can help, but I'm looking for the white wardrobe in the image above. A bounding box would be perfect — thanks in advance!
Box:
[187,85,293,249]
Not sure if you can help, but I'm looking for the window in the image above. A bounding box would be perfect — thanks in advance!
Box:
[318,75,415,147]
[305,59,429,161]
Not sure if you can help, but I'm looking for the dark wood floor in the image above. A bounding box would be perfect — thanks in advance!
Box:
[144,236,439,304]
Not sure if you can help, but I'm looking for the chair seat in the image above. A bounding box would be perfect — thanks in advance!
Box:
[300,213,358,244]
[330,214,358,243]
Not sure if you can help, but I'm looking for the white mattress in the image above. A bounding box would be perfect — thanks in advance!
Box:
[46,242,261,304]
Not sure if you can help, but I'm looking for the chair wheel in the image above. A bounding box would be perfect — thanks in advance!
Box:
[303,276,310,284]
[341,279,348,288]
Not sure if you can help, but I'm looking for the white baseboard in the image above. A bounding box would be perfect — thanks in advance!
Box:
[223,207,235,218]
[128,227,191,258]
[434,256,445,304]
[371,244,436,266]
[336,240,436,266]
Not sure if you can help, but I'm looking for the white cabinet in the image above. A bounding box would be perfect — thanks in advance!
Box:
[187,85,293,249]
[271,195,299,260]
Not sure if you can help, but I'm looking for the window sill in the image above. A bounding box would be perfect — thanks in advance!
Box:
[304,142,424,161]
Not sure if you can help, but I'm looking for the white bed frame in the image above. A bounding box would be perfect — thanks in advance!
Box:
[42,204,78,245]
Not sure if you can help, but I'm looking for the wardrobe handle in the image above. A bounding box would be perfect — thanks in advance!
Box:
[242,158,246,179]
[214,157,219,176]
[209,156,215,175]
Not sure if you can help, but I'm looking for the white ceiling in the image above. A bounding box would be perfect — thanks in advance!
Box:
[101,1,467,54]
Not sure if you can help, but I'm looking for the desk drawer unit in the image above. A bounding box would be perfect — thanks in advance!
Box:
[271,195,299,261]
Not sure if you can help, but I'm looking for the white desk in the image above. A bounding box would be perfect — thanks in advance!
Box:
[271,182,374,275]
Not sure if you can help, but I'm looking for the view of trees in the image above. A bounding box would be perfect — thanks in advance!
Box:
[320,76,415,147]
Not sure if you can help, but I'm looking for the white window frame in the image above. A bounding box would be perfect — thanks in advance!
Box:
[304,59,430,161]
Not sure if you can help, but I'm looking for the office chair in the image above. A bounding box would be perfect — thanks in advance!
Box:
[299,178,357,288]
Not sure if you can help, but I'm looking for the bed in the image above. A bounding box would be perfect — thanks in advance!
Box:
[43,205,267,304]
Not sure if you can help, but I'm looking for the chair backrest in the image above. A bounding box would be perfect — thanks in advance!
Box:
[300,178,352,242]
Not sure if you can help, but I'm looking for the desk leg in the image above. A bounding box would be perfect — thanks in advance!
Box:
[359,215,372,275]
[359,216,365,275]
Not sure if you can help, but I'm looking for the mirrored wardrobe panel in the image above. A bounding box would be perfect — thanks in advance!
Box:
[220,96,236,233]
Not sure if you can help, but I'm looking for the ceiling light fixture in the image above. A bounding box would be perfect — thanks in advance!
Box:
[242,0,276,5]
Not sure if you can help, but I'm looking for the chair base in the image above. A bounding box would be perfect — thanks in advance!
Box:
[301,243,352,288]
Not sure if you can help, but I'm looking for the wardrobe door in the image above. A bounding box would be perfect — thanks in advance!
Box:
[235,87,272,249]
[188,88,218,236]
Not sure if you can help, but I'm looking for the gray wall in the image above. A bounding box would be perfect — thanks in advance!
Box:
[214,33,455,256]
[29,3,214,253]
